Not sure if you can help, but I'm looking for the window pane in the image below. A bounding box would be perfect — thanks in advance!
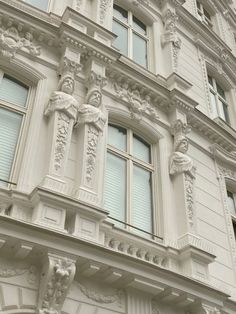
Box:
[133,33,147,67]
[112,20,128,55]
[216,83,225,99]
[0,108,22,185]
[133,16,146,35]
[203,8,211,21]
[132,166,152,234]
[24,0,49,10]
[108,124,127,151]
[208,75,213,88]
[104,153,126,226]
[209,92,218,118]
[227,191,236,215]
[113,4,128,23]
[133,134,150,163]
[0,75,28,107]
[218,99,229,123]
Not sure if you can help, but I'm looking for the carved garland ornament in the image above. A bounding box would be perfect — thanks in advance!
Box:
[78,282,123,305]
[54,112,70,172]
[86,126,99,184]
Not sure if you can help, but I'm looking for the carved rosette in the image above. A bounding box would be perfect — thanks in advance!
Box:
[0,26,40,58]
[38,257,76,314]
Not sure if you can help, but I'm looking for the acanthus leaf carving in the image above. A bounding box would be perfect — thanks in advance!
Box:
[86,126,99,184]
[38,256,76,314]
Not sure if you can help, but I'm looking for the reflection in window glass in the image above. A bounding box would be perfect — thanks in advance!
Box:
[113,4,128,23]
[112,20,128,55]
[24,0,49,10]
[108,124,127,151]
[133,33,147,67]
[133,16,146,35]
[133,135,150,163]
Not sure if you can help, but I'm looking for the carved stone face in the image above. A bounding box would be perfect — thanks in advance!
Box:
[61,77,74,95]
[177,138,188,153]
[88,90,101,107]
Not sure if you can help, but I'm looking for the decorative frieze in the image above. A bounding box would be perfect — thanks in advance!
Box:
[113,79,160,122]
[0,26,40,58]
[105,234,168,269]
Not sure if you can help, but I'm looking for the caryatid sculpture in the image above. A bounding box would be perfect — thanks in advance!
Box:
[77,86,107,131]
[169,120,195,177]
[44,74,79,190]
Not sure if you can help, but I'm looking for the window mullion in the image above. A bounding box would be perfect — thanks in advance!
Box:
[127,159,133,228]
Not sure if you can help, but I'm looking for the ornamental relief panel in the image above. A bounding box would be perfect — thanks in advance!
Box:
[111,79,160,123]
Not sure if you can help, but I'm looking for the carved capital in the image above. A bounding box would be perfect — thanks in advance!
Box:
[162,9,178,34]
[171,119,191,137]
[38,255,76,314]
[86,70,107,90]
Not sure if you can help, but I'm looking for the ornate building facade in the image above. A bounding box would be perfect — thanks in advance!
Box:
[1,0,236,313]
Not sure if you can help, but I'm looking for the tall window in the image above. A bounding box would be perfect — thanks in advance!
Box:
[104,124,154,236]
[0,73,29,186]
[227,190,236,239]
[112,4,148,68]
[22,0,49,11]
[196,1,212,28]
[208,75,230,124]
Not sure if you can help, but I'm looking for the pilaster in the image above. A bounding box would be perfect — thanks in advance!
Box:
[74,57,107,210]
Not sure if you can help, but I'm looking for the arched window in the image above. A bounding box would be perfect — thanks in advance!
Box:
[0,72,29,186]
[104,124,154,236]
[112,4,148,68]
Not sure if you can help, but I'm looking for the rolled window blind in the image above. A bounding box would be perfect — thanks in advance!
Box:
[0,75,28,107]
[0,108,22,184]
[132,165,152,234]
[104,152,126,226]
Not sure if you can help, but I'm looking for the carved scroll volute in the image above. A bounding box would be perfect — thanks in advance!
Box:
[38,255,76,314]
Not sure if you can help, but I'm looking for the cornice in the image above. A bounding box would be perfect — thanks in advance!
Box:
[177,6,236,85]
[188,109,236,152]
[209,143,236,168]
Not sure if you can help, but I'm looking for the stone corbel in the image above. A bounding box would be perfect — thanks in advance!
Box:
[38,254,76,314]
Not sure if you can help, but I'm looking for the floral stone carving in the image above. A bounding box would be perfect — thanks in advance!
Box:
[38,257,76,314]
[45,75,79,175]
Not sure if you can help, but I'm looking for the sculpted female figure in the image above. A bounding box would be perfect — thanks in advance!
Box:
[169,136,194,175]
